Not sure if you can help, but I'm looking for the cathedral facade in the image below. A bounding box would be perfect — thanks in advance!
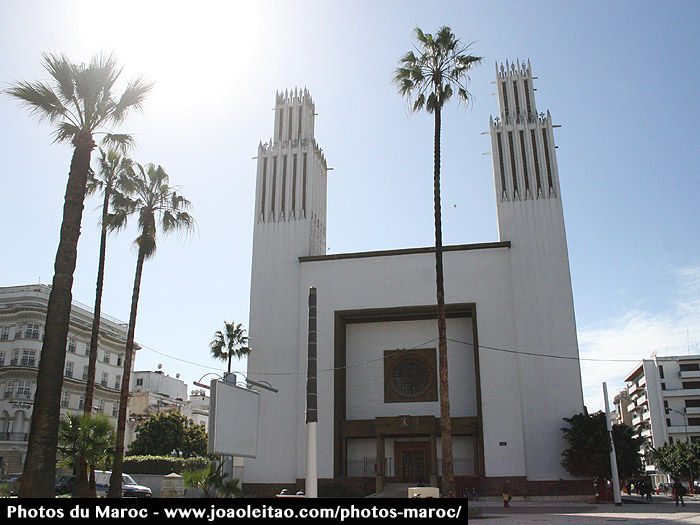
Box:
[243,62,588,497]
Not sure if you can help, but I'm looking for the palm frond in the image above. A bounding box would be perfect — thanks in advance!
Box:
[393,26,482,114]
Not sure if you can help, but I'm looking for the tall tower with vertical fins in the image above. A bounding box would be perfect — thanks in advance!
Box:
[246,89,329,484]
[488,60,584,481]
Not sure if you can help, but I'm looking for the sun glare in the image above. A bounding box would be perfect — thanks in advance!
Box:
[72,0,268,113]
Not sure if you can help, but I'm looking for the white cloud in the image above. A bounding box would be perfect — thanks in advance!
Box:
[578,265,700,413]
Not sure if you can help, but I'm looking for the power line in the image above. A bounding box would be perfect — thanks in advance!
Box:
[137,333,644,381]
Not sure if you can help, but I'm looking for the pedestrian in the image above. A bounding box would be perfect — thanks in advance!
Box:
[503,478,513,508]
[673,479,686,507]
[644,480,652,502]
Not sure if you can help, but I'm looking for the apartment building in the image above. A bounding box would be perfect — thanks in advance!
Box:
[624,354,700,484]
[0,284,134,476]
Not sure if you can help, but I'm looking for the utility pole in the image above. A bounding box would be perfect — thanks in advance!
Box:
[306,287,318,498]
[603,382,622,506]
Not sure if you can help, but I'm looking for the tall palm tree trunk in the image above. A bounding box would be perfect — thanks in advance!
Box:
[76,180,113,498]
[20,132,95,498]
[432,106,455,494]
[108,245,146,498]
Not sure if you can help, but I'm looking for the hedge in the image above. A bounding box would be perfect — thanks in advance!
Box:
[122,455,210,475]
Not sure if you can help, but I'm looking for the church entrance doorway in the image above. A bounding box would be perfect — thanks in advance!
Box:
[395,441,430,484]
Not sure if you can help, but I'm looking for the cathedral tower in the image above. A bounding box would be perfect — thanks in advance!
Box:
[488,60,584,481]
[246,89,329,484]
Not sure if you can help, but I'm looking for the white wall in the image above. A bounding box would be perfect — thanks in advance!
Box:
[345,318,474,420]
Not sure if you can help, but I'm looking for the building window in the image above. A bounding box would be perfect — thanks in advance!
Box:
[291,153,298,214]
[61,391,70,408]
[508,131,518,198]
[659,365,664,379]
[281,155,287,215]
[115,375,121,390]
[680,363,700,372]
[67,338,76,353]
[261,157,268,218]
[661,383,666,390]
[4,381,15,399]
[384,348,438,403]
[64,361,74,378]
[17,381,31,399]
[688,417,700,427]
[84,343,90,356]
[302,153,307,214]
[102,349,110,364]
[96,399,104,414]
[101,372,108,387]
[0,327,9,341]
[25,324,40,340]
[112,403,118,417]
[136,378,143,387]
[686,399,700,408]
[116,354,122,367]
[14,325,23,339]
[82,366,88,381]
[683,381,700,390]
[20,349,36,368]
[0,351,4,367]
[78,397,84,410]
[271,156,277,218]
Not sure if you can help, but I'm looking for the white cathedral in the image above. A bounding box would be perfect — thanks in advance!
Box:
[243,61,588,497]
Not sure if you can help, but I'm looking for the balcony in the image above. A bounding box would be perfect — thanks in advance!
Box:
[637,394,648,406]
[680,370,700,379]
[641,429,652,438]
[628,383,642,396]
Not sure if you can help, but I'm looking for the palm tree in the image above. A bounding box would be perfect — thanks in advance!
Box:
[105,162,194,498]
[72,148,133,498]
[393,26,481,494]
[57,412,116,497]
[4,52,152,498]
[210,321,251,376]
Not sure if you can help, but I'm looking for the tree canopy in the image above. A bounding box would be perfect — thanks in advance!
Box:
[127,412,207,458]
[650,441,700,486]
[561,411,643,495]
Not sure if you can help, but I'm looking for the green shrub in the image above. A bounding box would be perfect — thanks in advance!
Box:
[123,455,209,475]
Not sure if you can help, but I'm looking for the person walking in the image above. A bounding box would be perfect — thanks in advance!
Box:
[503,478,513,508]
[673,479,686,507]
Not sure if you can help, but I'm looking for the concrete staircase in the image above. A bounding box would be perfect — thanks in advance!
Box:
[369,483,413,498]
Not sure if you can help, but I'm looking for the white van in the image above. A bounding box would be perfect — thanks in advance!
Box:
[94,471,152,498]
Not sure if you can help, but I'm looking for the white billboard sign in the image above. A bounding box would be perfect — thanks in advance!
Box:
[208,379,260,458]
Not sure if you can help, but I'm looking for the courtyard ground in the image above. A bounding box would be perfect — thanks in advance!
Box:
[471,495,700,523]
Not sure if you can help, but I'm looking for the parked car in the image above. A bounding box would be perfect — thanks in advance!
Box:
[94,471,152,498]
[55,474,75,495]
[0,473,22,496]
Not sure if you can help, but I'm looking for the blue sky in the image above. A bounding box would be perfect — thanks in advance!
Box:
[1,0,699,412]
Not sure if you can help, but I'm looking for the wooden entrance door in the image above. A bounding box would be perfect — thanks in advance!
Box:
[396,441,430,483]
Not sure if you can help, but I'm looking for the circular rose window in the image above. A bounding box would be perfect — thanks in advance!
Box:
[389,356,433,398]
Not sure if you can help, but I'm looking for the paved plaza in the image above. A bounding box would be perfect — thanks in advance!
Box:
[471,496,700,523]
